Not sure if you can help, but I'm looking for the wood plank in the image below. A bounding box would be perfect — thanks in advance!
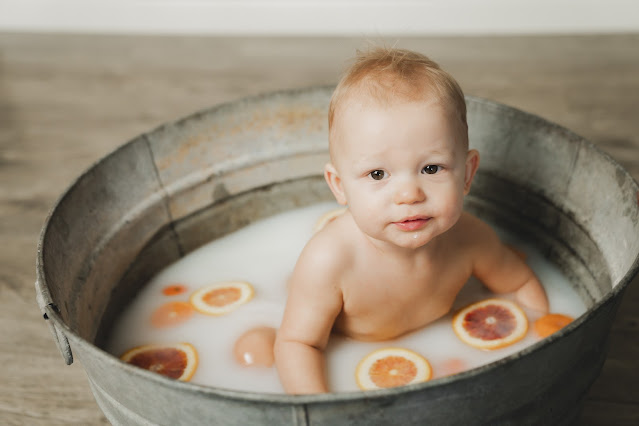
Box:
[1,33,638,425]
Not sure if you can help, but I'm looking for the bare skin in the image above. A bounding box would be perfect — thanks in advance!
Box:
[274,99,549,394]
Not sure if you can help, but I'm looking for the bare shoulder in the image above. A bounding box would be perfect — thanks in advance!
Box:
[454,212,500,248]
[455,212,513,276]
[289,212,356,292]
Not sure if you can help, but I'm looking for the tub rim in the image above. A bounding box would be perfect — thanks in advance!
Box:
[35,87,639,404]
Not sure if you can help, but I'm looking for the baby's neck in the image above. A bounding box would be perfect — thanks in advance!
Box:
[362,231,441,262]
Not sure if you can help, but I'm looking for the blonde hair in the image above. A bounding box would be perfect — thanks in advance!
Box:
[328,47,468,149]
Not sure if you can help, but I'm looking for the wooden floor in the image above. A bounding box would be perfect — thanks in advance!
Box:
[1,33,638,425]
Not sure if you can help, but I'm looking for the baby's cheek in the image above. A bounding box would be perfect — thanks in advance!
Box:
[433,188,464,217]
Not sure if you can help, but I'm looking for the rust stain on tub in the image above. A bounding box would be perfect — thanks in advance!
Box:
[156,105,326,172]
[235,105,325,136]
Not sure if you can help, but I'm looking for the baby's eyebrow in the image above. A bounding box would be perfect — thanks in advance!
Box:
[423,147,455,158]
[352,161,382,173]
[423,149,447,157]
[420,149,455,161]
[352,152,383,166]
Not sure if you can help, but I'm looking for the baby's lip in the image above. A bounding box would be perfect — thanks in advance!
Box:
[392,216,431,231]
[396,215,430,223]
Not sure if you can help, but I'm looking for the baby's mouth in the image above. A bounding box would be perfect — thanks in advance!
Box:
[393,216,431,231]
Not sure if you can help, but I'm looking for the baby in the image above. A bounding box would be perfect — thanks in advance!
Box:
[274,47,549,394]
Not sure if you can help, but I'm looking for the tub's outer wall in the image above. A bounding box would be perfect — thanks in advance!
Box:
[145,87,332,225]
[467,98,639,292]
[63,285,621,426]
[37,87,639,425]
[38,86,333,346]
[38,136,173,344]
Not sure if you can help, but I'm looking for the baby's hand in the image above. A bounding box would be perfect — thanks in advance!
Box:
[506,244,527,261]
[515,279,549,314]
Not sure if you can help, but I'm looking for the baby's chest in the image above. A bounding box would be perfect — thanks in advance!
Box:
[343,265,465,316]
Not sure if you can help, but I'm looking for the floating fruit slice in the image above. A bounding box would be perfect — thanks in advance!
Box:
[120,342,198,381]
[452,299,528,350]
[190,281,254,316]
[533,313,573,338]
[151,301,194,328]
[313,207,347,233]
[356,347,432,391]
[162,284,188,296]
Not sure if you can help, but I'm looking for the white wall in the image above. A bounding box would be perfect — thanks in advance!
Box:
[1,0,638,35]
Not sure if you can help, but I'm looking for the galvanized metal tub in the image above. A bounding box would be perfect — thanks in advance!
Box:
[36,86,639,425]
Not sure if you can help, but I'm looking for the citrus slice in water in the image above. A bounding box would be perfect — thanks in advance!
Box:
[120,342,198,381]
[190,281,254,315]
[150,301,194,328]
[162,284,188,296]
[313,207,347,233]
[452,299,528,350]
[356,347,432,391]
[533,313,573,338]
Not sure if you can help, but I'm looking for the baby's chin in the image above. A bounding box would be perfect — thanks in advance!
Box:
[369,230,439,251]
[386,221,454,250]
[394,233,437,250]
[354,220,444,251]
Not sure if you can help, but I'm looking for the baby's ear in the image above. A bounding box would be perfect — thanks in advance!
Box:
[463,149,480,195]
[324,163,347,205]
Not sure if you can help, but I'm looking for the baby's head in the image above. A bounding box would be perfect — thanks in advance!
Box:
[324,47,479,249]
[328,47,468,161]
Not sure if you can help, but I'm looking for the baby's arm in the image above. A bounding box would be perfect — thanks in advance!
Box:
[274,237,344,394]
[467,216,549,313]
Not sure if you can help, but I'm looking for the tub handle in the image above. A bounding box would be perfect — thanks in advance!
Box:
[35,280,74,365]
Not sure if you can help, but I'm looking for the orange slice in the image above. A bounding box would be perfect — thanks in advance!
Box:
[452,299,528,350]
[120,342,198,381]
[313,207,347,233]
[150,301,194,328]
[356,347,432,391]
[533,313,573,338]
[190,281,254,316]
[162,284,188,296]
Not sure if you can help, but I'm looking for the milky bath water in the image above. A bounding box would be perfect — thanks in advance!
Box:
[106,202,587,393]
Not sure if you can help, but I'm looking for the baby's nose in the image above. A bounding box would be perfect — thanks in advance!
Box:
[393,179,426,204]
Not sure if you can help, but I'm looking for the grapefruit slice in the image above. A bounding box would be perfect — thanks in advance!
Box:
[150,301,194,328]
[313,207,347,233]
[533,313,573,338]
[356,347,432,391]
[190,281,254,316]
[162,284,188,296]
[452,299,528,350]
[120,342,198,381]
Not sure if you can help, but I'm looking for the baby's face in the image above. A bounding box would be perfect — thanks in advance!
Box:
[328,100,473,249]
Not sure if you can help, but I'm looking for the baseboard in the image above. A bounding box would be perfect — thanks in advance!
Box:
[0,1,637,35]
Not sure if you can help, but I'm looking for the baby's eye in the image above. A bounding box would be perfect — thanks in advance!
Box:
[421,165,441,175]
[369,170,385,180]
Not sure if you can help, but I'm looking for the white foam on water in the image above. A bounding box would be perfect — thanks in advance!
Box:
[106,201,587,394]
